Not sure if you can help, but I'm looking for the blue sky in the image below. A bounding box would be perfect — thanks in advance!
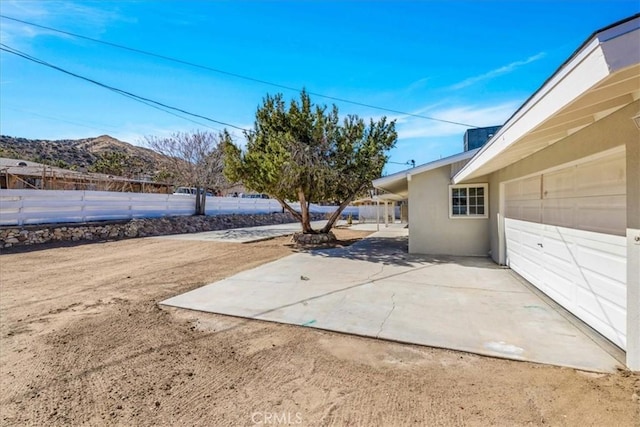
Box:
[1,1,638,174]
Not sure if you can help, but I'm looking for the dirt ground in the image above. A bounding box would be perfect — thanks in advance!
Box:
[1,229,638,426]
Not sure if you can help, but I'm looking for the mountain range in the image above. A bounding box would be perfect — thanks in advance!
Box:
[0,135,165,177]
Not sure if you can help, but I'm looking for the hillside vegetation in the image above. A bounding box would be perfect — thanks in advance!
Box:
[0,135,166,179]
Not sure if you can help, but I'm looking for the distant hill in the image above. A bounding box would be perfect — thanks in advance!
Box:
[0,135,166,178]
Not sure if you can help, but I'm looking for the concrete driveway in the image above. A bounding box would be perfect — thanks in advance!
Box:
[154,221,333,243]
[161,225,623,372]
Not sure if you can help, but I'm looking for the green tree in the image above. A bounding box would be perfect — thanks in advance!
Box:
[224,90,397,234]
[89,151,130,176]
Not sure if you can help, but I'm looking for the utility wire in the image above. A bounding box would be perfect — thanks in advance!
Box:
[0,14,479,128]
[0,43,248,131]
[3,105,122,133]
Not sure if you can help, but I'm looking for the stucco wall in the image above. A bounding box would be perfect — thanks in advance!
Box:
[408,164,490,256]
[487,99,640,264]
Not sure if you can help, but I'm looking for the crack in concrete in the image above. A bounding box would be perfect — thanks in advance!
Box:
[367,263,387,282]
[376,292,395,338]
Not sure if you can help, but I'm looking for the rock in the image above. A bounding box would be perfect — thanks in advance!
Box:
[293,231,337,245]
[0,212,331,248]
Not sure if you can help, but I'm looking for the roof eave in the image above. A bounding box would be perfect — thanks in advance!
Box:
[373,149,480,198]
[452,14,640,184]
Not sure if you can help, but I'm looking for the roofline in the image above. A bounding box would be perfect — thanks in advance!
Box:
[373,148,479,190]
[408,148,479,178]
[493,13,640,143]
[452,13,640,184]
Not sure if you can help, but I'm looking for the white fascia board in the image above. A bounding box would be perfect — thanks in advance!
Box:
[373,149,479,192]
[453,38,611,184]
[407,149,479,178]
[372,170,408,189]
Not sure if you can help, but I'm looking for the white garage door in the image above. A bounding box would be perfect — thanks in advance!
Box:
[503,150,627,349]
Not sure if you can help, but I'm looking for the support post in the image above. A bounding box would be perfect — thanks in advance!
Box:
[384,201,389,228]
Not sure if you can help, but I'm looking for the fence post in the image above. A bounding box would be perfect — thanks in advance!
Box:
[81,191,86,223]
[18,193,24,226]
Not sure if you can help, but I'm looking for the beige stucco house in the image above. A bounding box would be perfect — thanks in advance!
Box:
[373,14,640,370]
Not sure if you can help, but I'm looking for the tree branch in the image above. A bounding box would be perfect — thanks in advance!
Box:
[276,197,302,221]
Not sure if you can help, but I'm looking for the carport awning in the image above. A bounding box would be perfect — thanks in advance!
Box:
[373,149,479,198]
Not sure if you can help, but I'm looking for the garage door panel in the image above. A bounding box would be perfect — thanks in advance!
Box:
[544,168,575,199]
[574,152,626,197]
[573,244,627,285]
[507,248,542,286]
[504,217,627,350]
[541,200,574,228]
[575,289,626,348]
[504,176,541,200]
[503,151,627,350]
[505,200,541,222]
[542,195,626,235]
[542,256,579,297]
[541,266,575,307]
[579,269,627,309]
[576,290,626,328]
[544,151,625,199]
[505,220,543,290]
[575,196,626,235]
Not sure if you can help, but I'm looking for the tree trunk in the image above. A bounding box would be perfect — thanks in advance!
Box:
[320,193,358,233]
[277,198,302,222]
[298,189,315,233]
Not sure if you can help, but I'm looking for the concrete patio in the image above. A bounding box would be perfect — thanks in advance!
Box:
[160,224,624,372]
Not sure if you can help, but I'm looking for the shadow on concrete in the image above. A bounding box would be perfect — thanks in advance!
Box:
[306,234,500,270]
[306,235,414,267]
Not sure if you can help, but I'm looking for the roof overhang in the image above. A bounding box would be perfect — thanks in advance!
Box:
[373,149,479,198]
[453,14,640,184]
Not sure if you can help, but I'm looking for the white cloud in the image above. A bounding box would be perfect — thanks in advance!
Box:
[394,100,521,140]
[404,77,431,93]
[0,0,134,45]
[450,52,546,90]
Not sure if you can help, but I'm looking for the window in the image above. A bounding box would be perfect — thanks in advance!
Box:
[449,184,488,218]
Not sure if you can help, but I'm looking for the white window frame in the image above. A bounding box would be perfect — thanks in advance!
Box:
[449,183,489,219]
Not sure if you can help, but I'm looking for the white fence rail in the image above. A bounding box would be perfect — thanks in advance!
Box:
[0,189,358,226]
[357,205,401,223]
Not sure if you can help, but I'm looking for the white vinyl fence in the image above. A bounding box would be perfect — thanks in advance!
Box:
[358,204,401,223]
[0,189,358,226]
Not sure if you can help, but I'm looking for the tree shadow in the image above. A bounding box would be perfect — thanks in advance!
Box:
[303,234,497,269]
[304,235,416,267]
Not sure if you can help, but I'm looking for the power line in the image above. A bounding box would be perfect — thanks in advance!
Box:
[0,43,249,132]
[388,159,416,168]
[0,14,479,128]
[3,105,122,133]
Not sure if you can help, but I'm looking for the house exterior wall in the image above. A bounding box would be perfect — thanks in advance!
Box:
[484,100,639,370]
[408,164,489,256]
[487,100,640,264]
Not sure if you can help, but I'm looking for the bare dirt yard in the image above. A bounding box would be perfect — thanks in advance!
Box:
[1,228,638,426]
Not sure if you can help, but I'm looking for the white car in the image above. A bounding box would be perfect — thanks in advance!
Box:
[173,187,213,196]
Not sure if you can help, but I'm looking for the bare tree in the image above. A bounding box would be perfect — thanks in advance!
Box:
[144,130,229,215]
